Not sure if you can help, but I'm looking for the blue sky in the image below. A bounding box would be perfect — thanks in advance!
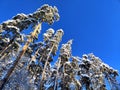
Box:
[0,0,120,72]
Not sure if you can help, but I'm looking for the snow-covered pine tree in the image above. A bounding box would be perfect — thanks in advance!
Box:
[0,4,119,90]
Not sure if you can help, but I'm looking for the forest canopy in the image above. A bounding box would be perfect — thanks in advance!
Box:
[0,4,120,90]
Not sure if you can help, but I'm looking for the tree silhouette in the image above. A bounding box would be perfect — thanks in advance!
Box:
[0,4,119,90]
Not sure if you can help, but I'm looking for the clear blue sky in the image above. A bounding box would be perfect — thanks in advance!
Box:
[0,0,120,71]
